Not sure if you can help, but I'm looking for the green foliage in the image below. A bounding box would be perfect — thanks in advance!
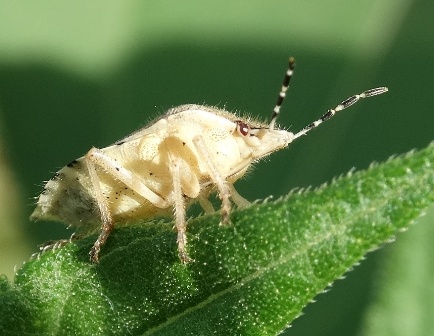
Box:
[1,143,433,335]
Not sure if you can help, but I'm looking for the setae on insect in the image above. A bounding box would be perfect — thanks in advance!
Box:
[31,58,388,263]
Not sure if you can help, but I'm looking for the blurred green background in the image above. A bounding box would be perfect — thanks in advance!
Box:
[0,1,432,335]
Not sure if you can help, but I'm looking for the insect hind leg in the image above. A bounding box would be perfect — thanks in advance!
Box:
[85,149,115,263]
[169,156,193,263]
[85,147,169,263]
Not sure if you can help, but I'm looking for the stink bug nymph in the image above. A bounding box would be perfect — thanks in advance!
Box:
[31,58,388,263]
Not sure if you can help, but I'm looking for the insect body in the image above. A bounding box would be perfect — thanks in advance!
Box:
[31,58,388,263]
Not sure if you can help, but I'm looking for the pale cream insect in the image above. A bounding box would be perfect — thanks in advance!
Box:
[31,58,388,263]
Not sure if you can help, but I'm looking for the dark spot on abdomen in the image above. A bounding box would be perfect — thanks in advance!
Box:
[67,160,78,167]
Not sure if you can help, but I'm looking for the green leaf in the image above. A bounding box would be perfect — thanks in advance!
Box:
[1,143,433,336]
[359,203,434,336]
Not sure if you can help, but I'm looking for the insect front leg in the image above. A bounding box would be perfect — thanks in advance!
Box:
[86,147,169,263]
[192,135,232,224]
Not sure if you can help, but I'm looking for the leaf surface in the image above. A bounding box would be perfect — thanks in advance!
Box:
[1,143,433,336]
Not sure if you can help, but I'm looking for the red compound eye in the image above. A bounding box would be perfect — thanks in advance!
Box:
[236,120,250,136]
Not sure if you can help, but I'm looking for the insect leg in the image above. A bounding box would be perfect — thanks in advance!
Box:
[169,156,193,263]
[192,135,232,224]
[198,195,215,214]
[87,148,169,207]
[228,184,250,208]
[85,147,170,263]
[85,151,115,263]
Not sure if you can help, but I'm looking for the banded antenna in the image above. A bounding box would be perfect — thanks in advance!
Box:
[269,57,388,137]
[269,57,295,130]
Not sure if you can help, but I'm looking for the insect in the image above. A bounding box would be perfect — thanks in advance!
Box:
[31,57,388,263]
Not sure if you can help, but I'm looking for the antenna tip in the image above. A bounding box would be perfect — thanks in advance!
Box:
[365,87,389,97]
